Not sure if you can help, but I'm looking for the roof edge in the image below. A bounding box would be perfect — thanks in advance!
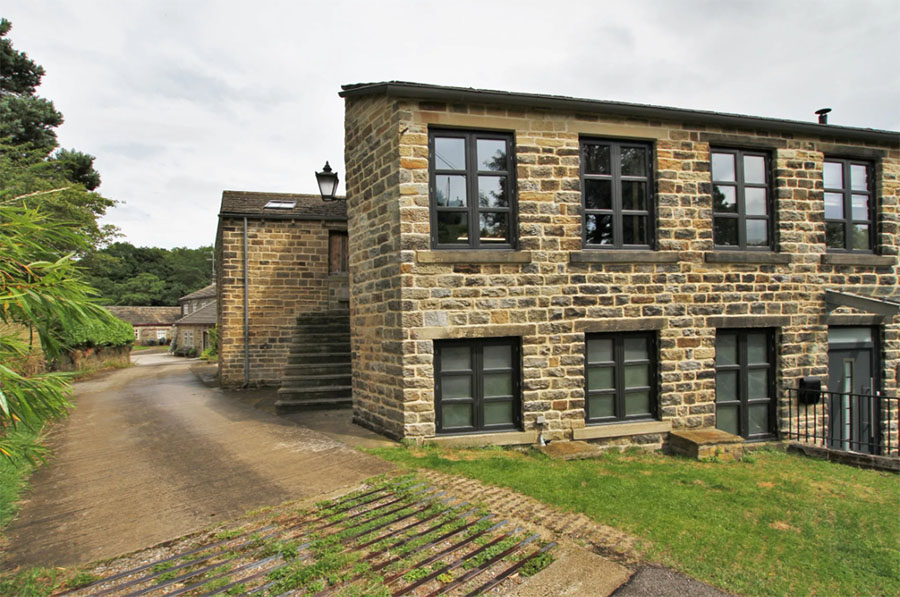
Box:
[339,81,899,145]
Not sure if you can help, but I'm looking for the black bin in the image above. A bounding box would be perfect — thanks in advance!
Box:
[798,376,822,405]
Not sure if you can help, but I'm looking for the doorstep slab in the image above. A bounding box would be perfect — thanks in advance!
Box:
[669,429,744,461]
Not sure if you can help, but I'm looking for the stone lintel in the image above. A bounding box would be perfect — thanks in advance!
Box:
[820,254,896,267]
[416,250,532,264]
[414,324,536,340]
[699,133,788,149]
[569,250,680,264]
[707,315,791,328]
[425,430,539,448]
[704,251,791,265]
[576,317,666,333]
[824,314,886,326]
[573,420,671,441]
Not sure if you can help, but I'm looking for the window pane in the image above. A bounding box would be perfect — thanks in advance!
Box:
[716,405,739,435]
[483,344,511,369]
[823,161,843,189]
[434,137,465,170]
[479,212,509,244]
[851,224,869,250]
[585,214,613,245]
[824,192,844,219]
[441,346,470,370]
[583,144,610,175]
[716,334,737,365]
[624,364,649,387]
[624,337,648,360]
[477,139,507,172]
[712,152,735,182]
[748,369,769,399]
[484,401,514,426]
[826,222,844,249]
[587,338,613,363]
[716,371,737,402]
[714,217,738,246]
[745,187,767,215]
[620,147,647,177]
[587,366,614,390]
[442,375,472,399]
[850,164,868,191]
[851,195,869,220]
[437,212,469,244]
[713,185,737,212]
[483,372,512,397]
[584,179,612,210]
[747,333,768,364]
[625,390,651,416]
[828,327,872,344]
[746,220,768,247]
[743,155,766,184]
[478,176,508,208]
[442,403,473,428]
[749,404,769,435]
[621,181,647,210]
[435,175,467,207]
[589,395,615,418]
[622,215,648,245]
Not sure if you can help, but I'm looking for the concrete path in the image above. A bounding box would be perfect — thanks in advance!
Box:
[0,353,393,570]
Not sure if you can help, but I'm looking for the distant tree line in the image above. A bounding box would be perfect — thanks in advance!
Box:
[80,242,215,306]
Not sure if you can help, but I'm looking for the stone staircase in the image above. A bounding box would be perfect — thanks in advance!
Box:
[275,310,352,412]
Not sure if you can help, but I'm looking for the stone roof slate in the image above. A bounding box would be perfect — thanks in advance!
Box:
[219,191,347,220]
[179,283,216,302]
[106,306,181,326]
[174,301,217,326]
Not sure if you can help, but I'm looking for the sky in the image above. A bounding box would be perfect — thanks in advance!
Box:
[4,0,899,249]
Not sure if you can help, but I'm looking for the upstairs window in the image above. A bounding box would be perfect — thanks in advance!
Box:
[711,149,772,250]
[429,130,516,249]
[824,158,874,252]
[581,139,653,248]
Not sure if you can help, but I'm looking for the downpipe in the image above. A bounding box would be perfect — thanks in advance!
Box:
[242,217,250,387]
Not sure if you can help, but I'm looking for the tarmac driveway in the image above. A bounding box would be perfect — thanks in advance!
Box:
[1,353,393,569]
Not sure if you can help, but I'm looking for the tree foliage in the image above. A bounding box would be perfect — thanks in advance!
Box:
[81,242,214,306]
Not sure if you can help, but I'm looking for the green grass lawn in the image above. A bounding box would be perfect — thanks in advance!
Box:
[0,426,42,531]
[368,445,900,596]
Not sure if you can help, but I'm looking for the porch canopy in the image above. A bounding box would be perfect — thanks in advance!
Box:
[825,289,900,318]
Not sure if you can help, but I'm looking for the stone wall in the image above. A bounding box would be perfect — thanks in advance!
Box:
[217,217,349,387]
[343,93,899,444]
[53,345,131,372]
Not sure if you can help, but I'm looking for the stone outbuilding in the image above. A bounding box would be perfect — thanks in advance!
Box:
[106,306,180,345]
[338,81,899,453]
[173,300,216,355]
[179,283,216,317]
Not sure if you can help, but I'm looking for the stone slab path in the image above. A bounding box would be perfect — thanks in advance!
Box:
[0,353,393,570]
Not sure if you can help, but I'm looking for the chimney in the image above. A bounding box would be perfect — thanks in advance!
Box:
[815,108,832,124]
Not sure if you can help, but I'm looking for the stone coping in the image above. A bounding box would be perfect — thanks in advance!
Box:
[573,420,671,441]
[424,429,539,448]
[704,251,791,265]
[569,250,680,264]
[414,324,536,340]
[820,253,896,267]
[416,250,532,264]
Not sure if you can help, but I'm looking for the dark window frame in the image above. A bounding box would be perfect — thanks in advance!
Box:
[711,148,774,250]
[585,332,659,424]
[580,138,655,249]
[714,329,776,440]
[823,157,876,253]
[434,337,522,434]
[428,128,517,250]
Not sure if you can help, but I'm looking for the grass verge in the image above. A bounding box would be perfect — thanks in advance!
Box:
[0,426,43,530]
[367,445,900,596]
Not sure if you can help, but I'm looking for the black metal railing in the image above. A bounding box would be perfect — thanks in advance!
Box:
[785,388,899,456]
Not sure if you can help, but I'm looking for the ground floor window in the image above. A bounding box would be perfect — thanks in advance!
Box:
[156,330,167,340]
[585,332,657,423]
[184,330,194,348]
[715,329,775,439]
[434,338,520,434]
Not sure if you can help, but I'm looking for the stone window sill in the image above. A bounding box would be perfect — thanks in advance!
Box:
[573,420,671,441]
[425,429,538,448]
[416,250,532,264]
[569,250,679,264]
[821,253,896,267]
[705,251,791,265]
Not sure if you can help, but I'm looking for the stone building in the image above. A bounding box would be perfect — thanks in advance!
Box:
[338,81,899,451]
[216,191,349,401]
[179,283,216,316]
[106,306,180,345]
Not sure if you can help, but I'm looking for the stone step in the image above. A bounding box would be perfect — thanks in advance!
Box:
[289,342,351,355]
[274,396,353,412]
[286,352,352,365]
[283,363,351,376]
[668,429,744,461]
[275,385,352,403]
[280,373,352,389]
[289,333,351,344]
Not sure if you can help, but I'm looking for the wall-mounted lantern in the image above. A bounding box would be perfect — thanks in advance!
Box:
[315,161,340,201]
